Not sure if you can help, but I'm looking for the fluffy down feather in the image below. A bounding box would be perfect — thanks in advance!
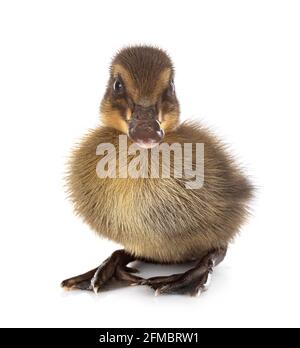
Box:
[67,121,253,263]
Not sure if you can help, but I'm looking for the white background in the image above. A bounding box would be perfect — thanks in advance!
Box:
[0,0,299,328]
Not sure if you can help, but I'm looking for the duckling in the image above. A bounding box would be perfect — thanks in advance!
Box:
[61,46,254,296]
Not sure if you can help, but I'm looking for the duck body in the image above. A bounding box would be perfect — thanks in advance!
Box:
[62,46,253,296]
[68,122,252,263]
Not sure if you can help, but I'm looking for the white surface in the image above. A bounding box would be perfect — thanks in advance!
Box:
[0,0,299,328]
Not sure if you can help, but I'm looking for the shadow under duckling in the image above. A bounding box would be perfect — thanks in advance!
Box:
[61,46,254,296]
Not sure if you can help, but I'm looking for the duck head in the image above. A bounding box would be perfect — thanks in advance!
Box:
[100,46,180,149]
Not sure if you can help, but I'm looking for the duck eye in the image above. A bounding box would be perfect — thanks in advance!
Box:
[113,79,123,93]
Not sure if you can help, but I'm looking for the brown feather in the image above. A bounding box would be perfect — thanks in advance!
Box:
[66,122,254,263]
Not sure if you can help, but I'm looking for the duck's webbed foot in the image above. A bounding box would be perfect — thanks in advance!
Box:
[145,248,227,296]
[61,249,144,293]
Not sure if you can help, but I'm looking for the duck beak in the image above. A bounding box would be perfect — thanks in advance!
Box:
[128,105,164,149]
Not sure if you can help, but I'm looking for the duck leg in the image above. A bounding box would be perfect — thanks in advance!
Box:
[61,249,144,293]
[145,248,227,296]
